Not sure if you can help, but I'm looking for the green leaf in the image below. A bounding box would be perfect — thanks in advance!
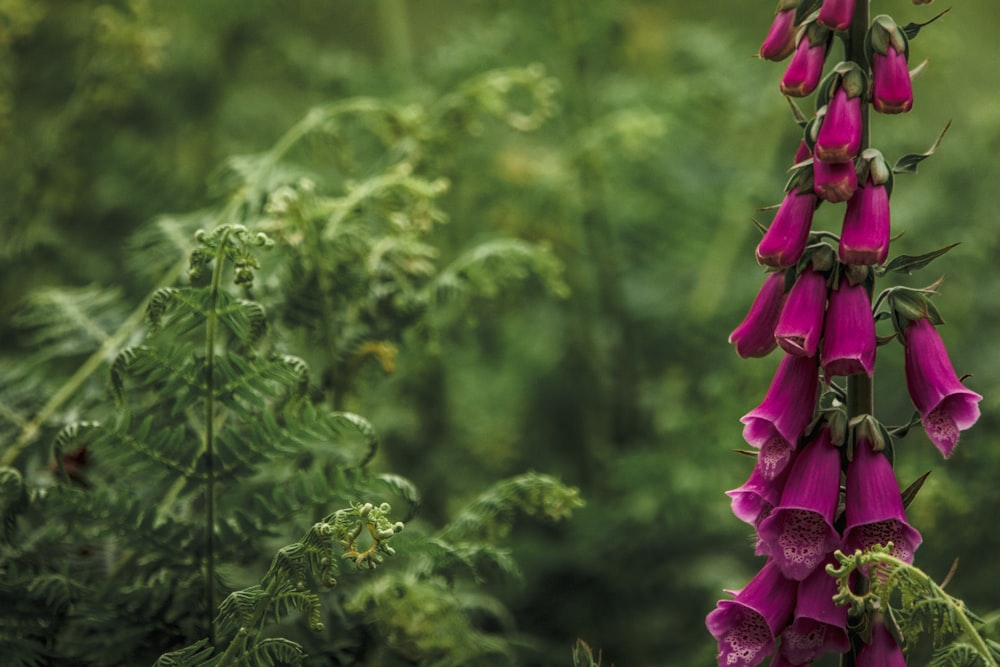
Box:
[880,243,960,276]
[901,7,952,41]
[893,121,952,174]
[901,471,932,510]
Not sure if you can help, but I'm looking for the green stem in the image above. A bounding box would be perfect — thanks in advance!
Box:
[842,3,871,666]
[204,228,232,645]
[216,578,282,667]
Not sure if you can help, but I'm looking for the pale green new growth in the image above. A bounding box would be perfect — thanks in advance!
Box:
[828,545,1000,666]
[156,503,405,667]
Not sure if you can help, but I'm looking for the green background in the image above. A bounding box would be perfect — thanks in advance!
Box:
[2,1,998,665]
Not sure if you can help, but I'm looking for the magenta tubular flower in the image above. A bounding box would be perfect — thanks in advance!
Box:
[779,556,850,664]
[780,26,831,97]
[844,437,923,564]
[817,0,855,32]
[758,427,841,580]
[814,88,862,163]
[857,619,906,667]
[760,3,798,61]
[904,318,983,457]
[813,157,857,203]
[756,189,817,268]
[706,560,798,667]
[872,44,913,114]
[821,279,875,378]
[730,272,787,358]
[838,177,890,265]
[741,354,820,479]
[774,267,827,358]
[727,457,791,526]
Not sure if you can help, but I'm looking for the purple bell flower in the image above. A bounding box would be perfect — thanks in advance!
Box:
[760,0,799,61]
[856,618,907,666]
[775,267,828,358]
[730,272,787,359]
[813,158,858,203]
[815,87,862,164]
[817,0,855,32]
[838,175,890,266]
[844,436,922,564]
[706,560,798,667]
[780,24,832,97]
[821,279,876,378]
[741,354,820,479]
[779,555,850,664]
[904,318,983,457]
[757,188,818,269]
[758,427,842,580]
[872,44,913,114]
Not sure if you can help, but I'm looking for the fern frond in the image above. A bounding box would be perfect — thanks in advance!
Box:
[127,213,204,281]
[280,403,379,468]
[439,471,583,543]
[0,466,29,543]
[829,547,1000,667]
[422,238,568,307]
[153,638,219,667]
[245,637,305,667]
[148,287,180,331]
[12,284,127,359]
[268,590,323,632]
[215,586,267,638]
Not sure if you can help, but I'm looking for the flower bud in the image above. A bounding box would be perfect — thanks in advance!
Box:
[821,279,876,377]
[838,154,891,265]
[775,267,828,358]
[814,87,862,163]
[867,15,914,114]
[817,0,855,32]
[757,179,818,268]
[813,158,858,203]
[780,23,832,97]
[729,271,787,358]
[760,0,800,61]
[872,44,913,114]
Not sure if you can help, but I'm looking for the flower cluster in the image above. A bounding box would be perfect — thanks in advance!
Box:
[710,2,983,665]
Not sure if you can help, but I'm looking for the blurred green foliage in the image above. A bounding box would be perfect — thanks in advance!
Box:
[2,1,999,665]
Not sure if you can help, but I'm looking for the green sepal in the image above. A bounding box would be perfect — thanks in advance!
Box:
[887,411,922,439]
[795,1,822,27]
[885,284,946,341]
[867,15,909,60]
[814,62,865,110]
[878,243,959,277]
[787,96,810,128]
[893,121,952,175]
[901,470,932,510]
[784,162,815,194]
[901,7,952,41]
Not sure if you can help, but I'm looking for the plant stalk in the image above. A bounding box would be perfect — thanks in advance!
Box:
[842,4,872,666]
[204,228,231,645]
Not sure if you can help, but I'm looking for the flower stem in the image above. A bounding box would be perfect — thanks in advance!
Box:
[842,4,872,667]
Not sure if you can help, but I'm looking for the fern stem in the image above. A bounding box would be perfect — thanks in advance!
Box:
[204,228,231,645]
[1,260,185,468]
[216,577,282,667]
